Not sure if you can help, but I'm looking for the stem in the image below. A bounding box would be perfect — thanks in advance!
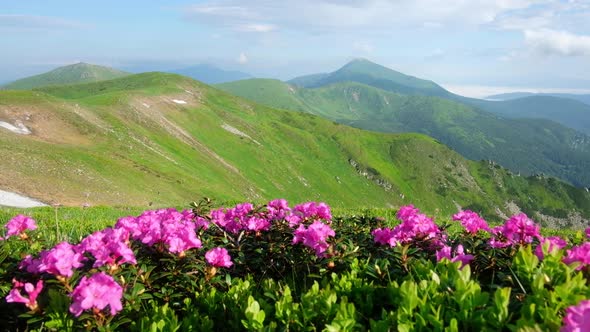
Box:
[54,206,61,242]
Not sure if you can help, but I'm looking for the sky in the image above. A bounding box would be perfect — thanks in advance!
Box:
[1,0,590,97]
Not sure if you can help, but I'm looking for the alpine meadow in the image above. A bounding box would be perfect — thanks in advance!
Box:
[2,1,590,331]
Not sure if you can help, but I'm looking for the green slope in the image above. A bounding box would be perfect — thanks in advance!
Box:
[3,62,130,90]
[1,73,589,225]
[217,79,590,187]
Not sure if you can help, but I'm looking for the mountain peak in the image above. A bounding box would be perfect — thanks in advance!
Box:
[3,63,129,90]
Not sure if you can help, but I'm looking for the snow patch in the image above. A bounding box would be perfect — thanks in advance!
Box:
[221,123,261,146]
[0,121,31,135]
[0,190,47,208]
[142,103,151,108]
[172,99,187,105]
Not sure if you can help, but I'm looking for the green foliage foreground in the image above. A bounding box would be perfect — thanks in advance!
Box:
[0,201,589,331]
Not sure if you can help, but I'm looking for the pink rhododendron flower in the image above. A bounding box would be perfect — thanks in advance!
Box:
[372,228,396,247]
[211,203,255,233]
[19,255,42,274]
[4,215,37,238]
[266,199,291,221]
[372,205,440,247]
[452,210,489,234]
[69,272,123,317]
[535,236,567,260]
[292,221,335,257]
[5,279,43,311]
[115,208,202,255]
[563,242,590,270]
[489,213,541,248]
[286,202,332,227]
[245,216,271,232]
[37,242,85,278]
[205,247,233,268]
[562,299,590,332]
[79,227,136,268]
[436,244,474,268]
[586,227,590,239]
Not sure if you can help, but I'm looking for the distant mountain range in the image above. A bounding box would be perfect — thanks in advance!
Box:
[487,92,590,106]
[1,72,589,224]
[218,58,590,187]
[166,64,252,84]
[2,62,130,89]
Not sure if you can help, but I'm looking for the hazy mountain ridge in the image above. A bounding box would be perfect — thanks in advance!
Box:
[167,64,252,84]
[487,92,590,106]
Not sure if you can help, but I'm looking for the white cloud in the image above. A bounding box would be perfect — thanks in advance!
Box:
[236,23,277,32]
[237,52,248,64]
[353,41,374,54]
[184,0,539,31]
[525,29,590,56]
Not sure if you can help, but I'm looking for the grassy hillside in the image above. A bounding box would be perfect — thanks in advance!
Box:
[0,73,589,224]
[218,80,590,187]
[2,62,129,90]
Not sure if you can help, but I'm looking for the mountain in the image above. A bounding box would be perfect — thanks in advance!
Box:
[217,79,590,188]
[289,58,450,97]
[487,92,590,106]
[289,59,590,135]
[167,64,252,84]
[1,73,589,225]
[2,63,130,90]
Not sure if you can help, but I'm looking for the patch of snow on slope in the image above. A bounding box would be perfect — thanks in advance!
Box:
[0,121,31,135]
[0,190,47,208]
[172,99,187,104]
[221,123,261,146]
[142,103,151,108]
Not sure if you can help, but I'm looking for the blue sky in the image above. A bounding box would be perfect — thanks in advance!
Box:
[1,0,590,97]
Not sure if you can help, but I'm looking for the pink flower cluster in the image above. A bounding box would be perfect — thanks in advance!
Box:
[452,210,489,234]
[436,244,474,268]
[286,202,332,227]
[79,227,136,268]
[20,242,85,277]
[115,208,202,255]
[69,272,123,317]
[372,205,440,247]
[3,214,37,240]
[562,299,590,332]
[205,247,233,268]
[563,243,590,270]
[266,199,292,221]
[211,203,270,233]
[293,221,336,257]
[535,236,567,260]
[6,279,43,311]
[489,213,541,248]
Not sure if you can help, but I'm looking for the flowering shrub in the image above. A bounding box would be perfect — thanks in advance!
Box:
[0,200,589,331]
